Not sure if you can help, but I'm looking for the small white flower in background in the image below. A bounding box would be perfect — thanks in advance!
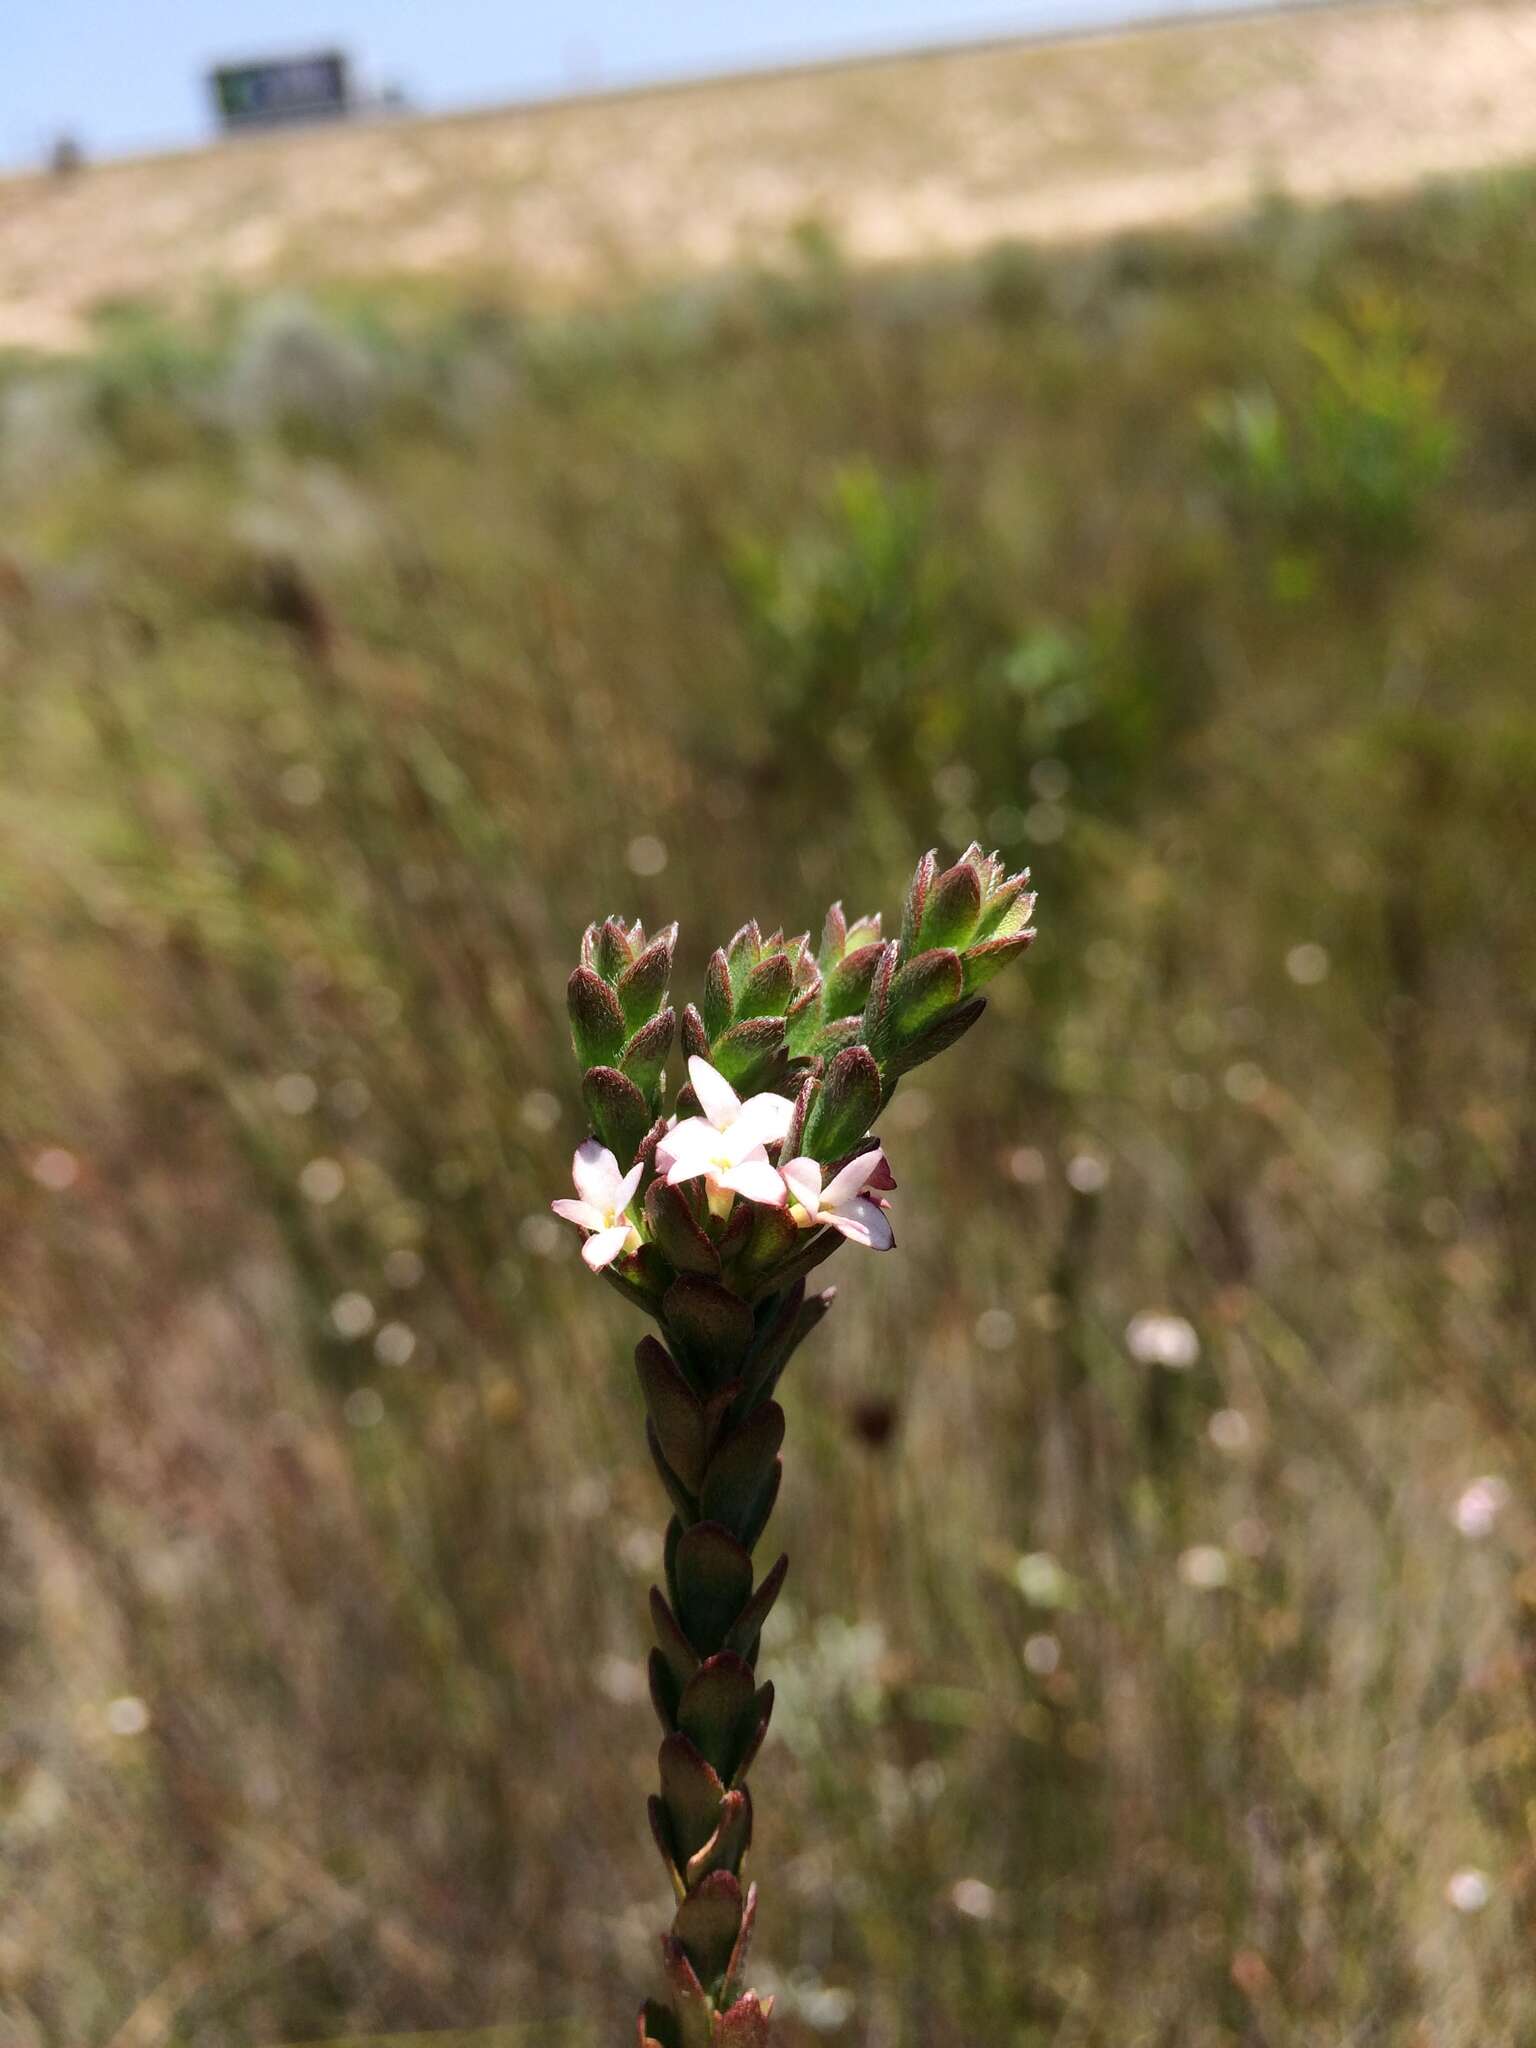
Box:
[1014,1551,1073,1608]
[330,1292,375,1340]
[1023,1632,1060,1675]
[1208,1408,1251,1452]
[344,1388,384,1429]
[1225,1060,1266,1105]
[1065,1151,1108,1195]
[951,1877,998,1920]
[1179,1545,1229,1590]
[330,1077,371,1120]
[551,1140,644,1270]
[520,1088,561,1134]
[593,1652,648,1705]
[30,1147,80,1192]
[278,761,324,808]
[383,1247,424,1289]
[1286,942,1330,986]
[626,834,668,877]
[1446,1868,1491,1914]
[1453,1476,1510,1540]
[1008,1145,1046,1185]
[374,1321,416,1367]
[1126,1311,1200,1370]
[781,1147,896,1251]
[974,1307,1017,1350]
[655,1056,793,1212]
[106,1695,150,1737]
[299,1157,344,1204]
[273,1072,318,1115]
[518,1214,564,1258]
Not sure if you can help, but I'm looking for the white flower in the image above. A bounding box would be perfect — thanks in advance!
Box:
[1446,1867,1491,1913]
[551,1140,643,1270]
[1453,1476,1510,1540]
[654,1056,793,1212]
[1125,1311,1200,1369]
[780,1146,895,1251]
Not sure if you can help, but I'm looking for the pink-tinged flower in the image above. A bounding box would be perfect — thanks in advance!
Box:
[551,1140,644,1270]
[655,1055,793,1213]
[780,1146,895,1250]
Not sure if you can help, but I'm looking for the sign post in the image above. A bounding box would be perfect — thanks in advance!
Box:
[209,53,353,133]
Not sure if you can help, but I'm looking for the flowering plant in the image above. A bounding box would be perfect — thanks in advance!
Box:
[553,846,1037,2044]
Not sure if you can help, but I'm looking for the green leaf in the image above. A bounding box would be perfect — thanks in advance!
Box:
[637,1337,708,1491]
[660,1939,714,2048]
[650,1646,681,1732]
[730,1684,774,1785]
[674,1522,754,1654]
[676,1653,757,1780]
[672,1871,745,1993]
[818,900,848,970]
[737,1467,781,1554]
[784,983,823,1056]
[884,948,964,1048]
[621,1007,675,1100]
[602,1241,670,1315]
[681,1003,711,1060]
[898,849,938,962]
[648,1418,699,1523]
[710,1017,786,1095]
[973,870,1035,941]
[616,926,677,1031]
[582,1065,653,1162]
[884,994,986,1084]
[719,1889,762,2016]
[859,941,899,1045]
[729,1203,800,1292]
[702,949,734,1041]
[594,916,635,982]
[822,941,886,1022]
[962,930,1034,993]
[919,859,983,950]
[658,1733,727,1863]
[683,1785,753,1889]
[664,1277,756,1386]
[722,1552,788,1662]
[567,966,626,1068]
[650,1586,702,1696]
[735,953,793,1020]
[809,1013,865,1061]
[725,920,762,984]
[699,1404,785,1548]
[645,1179,722,1277]
[804,1045,881,1161]
[736,1285,821,1412]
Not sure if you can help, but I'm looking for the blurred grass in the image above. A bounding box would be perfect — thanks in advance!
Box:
[2,170,1535,2046]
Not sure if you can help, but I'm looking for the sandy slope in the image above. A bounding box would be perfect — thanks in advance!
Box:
[3,0,1536,350]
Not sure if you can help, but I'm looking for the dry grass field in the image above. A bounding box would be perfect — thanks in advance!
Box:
[3,10,1536,2047]
[4,0,1536,351]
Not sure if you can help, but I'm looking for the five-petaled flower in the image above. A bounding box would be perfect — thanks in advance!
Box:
[655,1056,794,1215]
[551,1140,644,1269]
[781,1147,896,1251]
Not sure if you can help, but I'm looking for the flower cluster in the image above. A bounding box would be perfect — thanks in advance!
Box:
[553,844,1033,1309]
[555,1055,895,1268]
[553,847,1036,2048]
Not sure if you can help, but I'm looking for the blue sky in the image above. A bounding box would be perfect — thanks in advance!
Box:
[4,0,1219,167]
